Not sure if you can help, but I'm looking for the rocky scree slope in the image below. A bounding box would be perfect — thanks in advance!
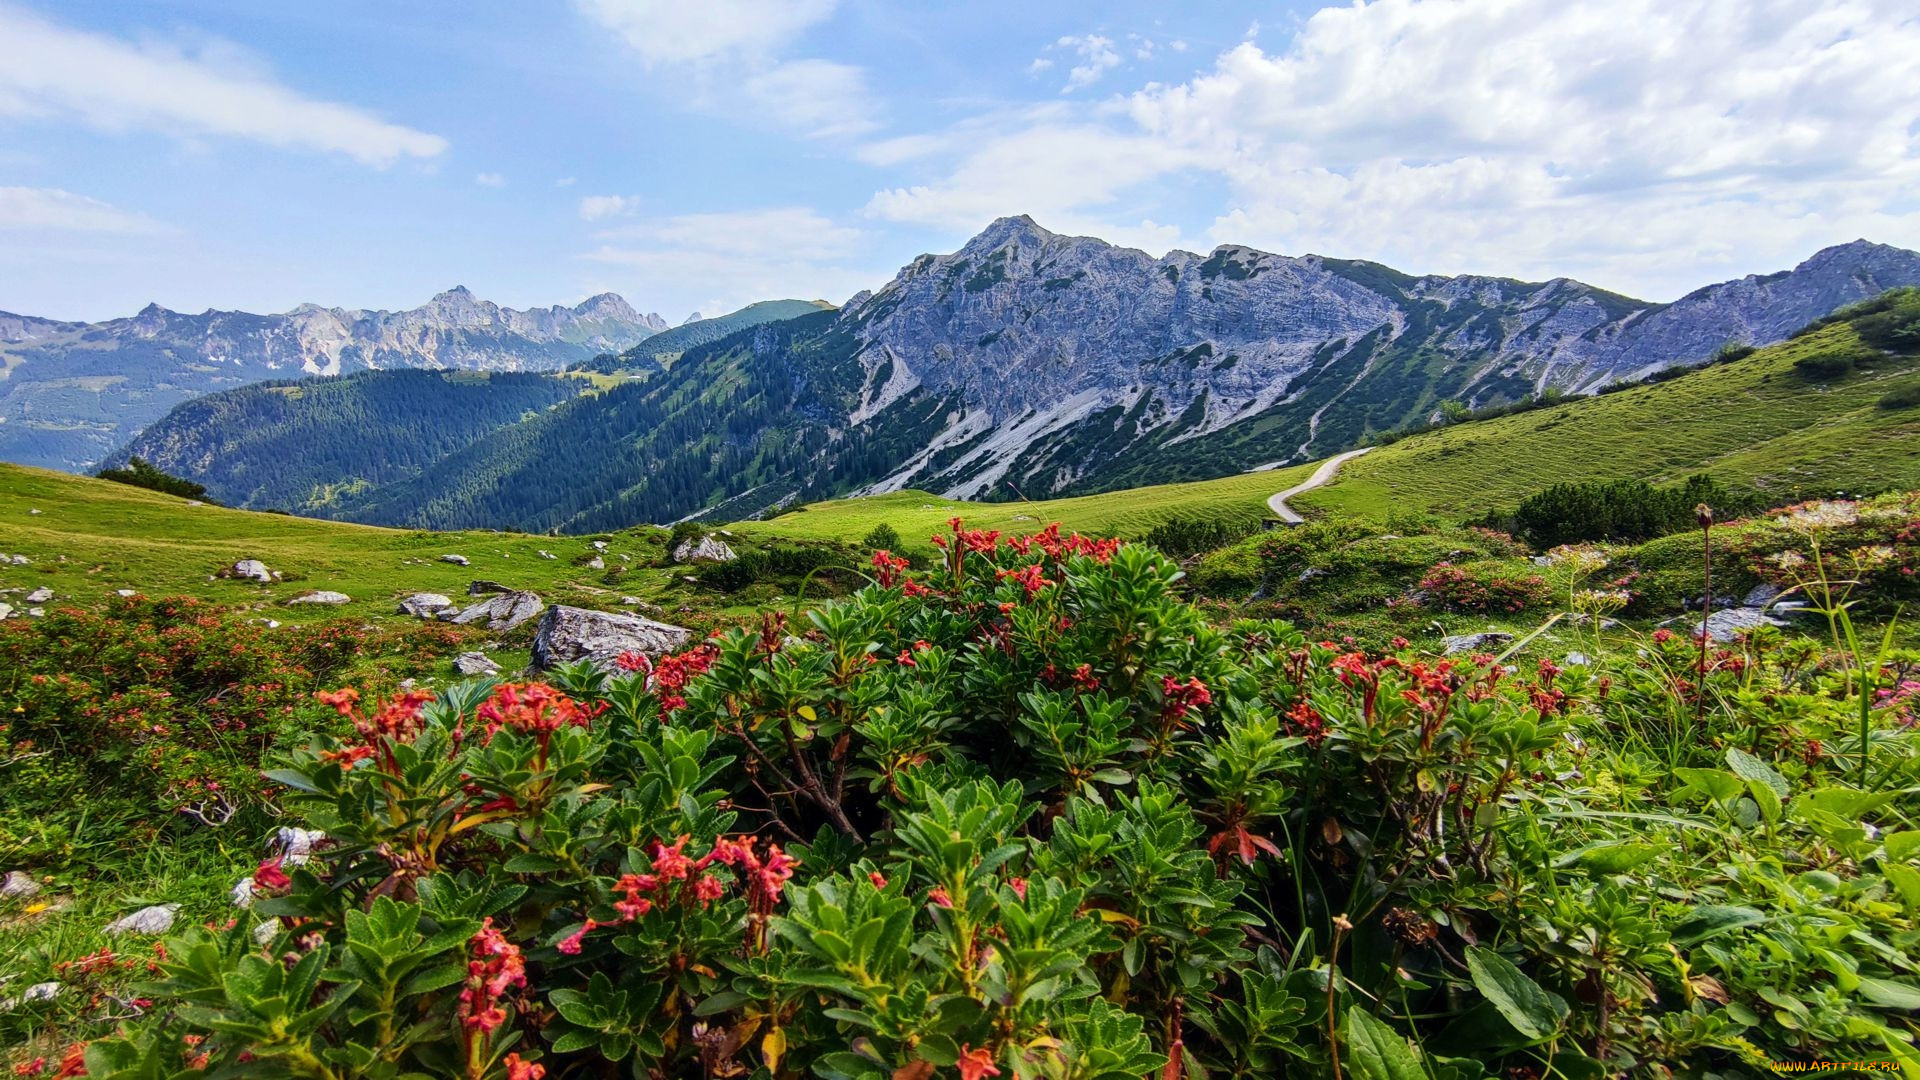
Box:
[0,287,665,470]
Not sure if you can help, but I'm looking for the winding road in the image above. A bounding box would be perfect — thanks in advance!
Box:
[1265,447,1373,523]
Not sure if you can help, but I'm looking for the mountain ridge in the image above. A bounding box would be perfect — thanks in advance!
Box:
[0,288,667,470]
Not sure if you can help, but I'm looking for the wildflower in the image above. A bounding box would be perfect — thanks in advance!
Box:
[612,651,652,674]
[929,885,954,909]
[13,1058,45,1077]
[650,643,719,713]
[459,918,526,1033]
[1284,701,1326,747]
[53,1042,87,1078]
[1007,876,1028,901]
[613,874,658,921]
[253,857,291,892]
[504,1054,546,1080]
[476,683,598,743]
[556,920,596,955]
[1777,500,1857,531]
[1160,676,1212,721]
[652,835,697,881]
[871,549,911,588]
[868,870,889,889]
[693,875,726,906]
[1070,663,1099,691]
[957,1043,1001,1080]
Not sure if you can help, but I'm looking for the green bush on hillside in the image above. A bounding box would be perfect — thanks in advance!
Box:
[1507,473,1751,548]
[1879,381,1920,409]
[93,456,209,502]
[36,518,1920,1078]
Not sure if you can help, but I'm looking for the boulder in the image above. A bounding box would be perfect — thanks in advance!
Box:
[1697,607,1787,642]
[25,587,52,603]
[1442,631,1514,656]
[467,579,511,595]
[673,535,738,563]
[1742,583,1784,608]
[26,608,43,618]
[104,903,180,935]
[398,592,455,618]
[1,871,41,900]
[287,590,352,605]
[454,651,501,676]
[585,556,605,570]
[448,590,544,631]
[7,555,27,565]
[531,605,693,670]
[441,554,470,566]
[0,604,12,621]
[591,540,609,552]
[231,559,273,583]
[276,827,326,867]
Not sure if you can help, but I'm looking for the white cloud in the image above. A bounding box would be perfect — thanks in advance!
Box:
[1057,35,1121,93]
[0,185,169,234]
[574,0,874,138]
[555,177,577,187]
[572,0,837,65]
[580,206,879,313]
[1170,40,1189,53]
[866,0,1920,300]
[0,4,446,166]
[579,194,639,220]
[1027,58,1054,74]
[474,172,505,187]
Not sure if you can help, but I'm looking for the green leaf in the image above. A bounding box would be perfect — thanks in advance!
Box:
[1669,905,1766,946]
[1465,948,1565,1041]
[261,768,322,794]
[1552,841,1660,875]
[1856,977,1920,1010]
[1346,1008,1426,1080]
[502,854,564,874]
[1672,767,1742,805]
[1884,831,1920,861]
[1724,748,1789,799]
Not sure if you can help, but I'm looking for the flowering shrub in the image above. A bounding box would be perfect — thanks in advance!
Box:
[1417,559,1550,613]
[0,596,466,870]
[34,520,1920,1078]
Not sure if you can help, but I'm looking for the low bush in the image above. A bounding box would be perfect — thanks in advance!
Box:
[29,519,1920,1078]
[1878,381,1920,410]
[1507,473,1753,548]
[92,458,209,502]
[1141,514,1258,558]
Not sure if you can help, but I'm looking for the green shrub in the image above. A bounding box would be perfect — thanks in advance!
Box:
[94,457,209,502]
[860,522,903,552]
[1509,474,1749,547]
[1793,349,1859,379]
[49,519,1920,1078]
[1142,515,1258,557]
[1878,381,1920,410]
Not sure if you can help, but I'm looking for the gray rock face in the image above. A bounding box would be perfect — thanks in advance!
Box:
[832,218,1920,499]
[232,559,273,583]
[0,288,668,471]
[398,592,456,618]
[1442,631,1514,655]
[448,590,543,631]
[673,535,738,563]
[287,590,351,605]
[454,651,501,676]
[1698,607,1788,642]
[531,605,693,670]
[24,587,51,603]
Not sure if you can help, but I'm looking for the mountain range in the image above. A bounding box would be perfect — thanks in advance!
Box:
[0,288,666,470]
[77,217,1920,531]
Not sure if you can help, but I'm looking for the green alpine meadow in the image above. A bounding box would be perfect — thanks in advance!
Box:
[7,3,1920,1078]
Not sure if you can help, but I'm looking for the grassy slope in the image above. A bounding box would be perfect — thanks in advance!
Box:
[0,463,720,624]
[732,462,1317,547]
[1294,323,1920,518]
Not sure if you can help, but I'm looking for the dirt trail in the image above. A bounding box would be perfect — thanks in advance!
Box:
[1266,447,1373,523]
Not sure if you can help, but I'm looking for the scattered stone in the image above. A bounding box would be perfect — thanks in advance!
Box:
[454,651,500,676]
[1698,607,1788,642]
[673,535,738,563]
[186,500,203,507]
[398,592,456,618]
[25,587,52,603]
[1296,568,1326,584]
[0,604,12,620]
[586,556,605,570]
[619,553,630,563]
[620,596,642,605]
[1742,583,1784,608]
[104,903,180,936]
[1442,631,1514,656]
[27,509,41,516]
[467,580,511,595]
[1565,651,1590,666]
[441,554,470,566]
[115,589,137,597]
[230,877,258,909]
[277,827,326,867]
[232,559,273,582]
[1,871,41,900]
[537,550,557,560]
[530,605,692,670]
[287,590,351,606]
[26,608,43,618]
[253,921,279,947]
[7,555,26,565]
[591,540,609,552]
[0,982,61,1011]
[448,590,544,631]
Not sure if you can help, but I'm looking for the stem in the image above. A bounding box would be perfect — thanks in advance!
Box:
[1695,516,1712,728]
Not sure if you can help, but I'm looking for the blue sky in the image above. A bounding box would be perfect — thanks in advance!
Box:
[3,0,1918,322]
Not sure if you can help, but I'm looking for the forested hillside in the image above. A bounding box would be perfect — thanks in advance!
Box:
[114,370,586,511]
